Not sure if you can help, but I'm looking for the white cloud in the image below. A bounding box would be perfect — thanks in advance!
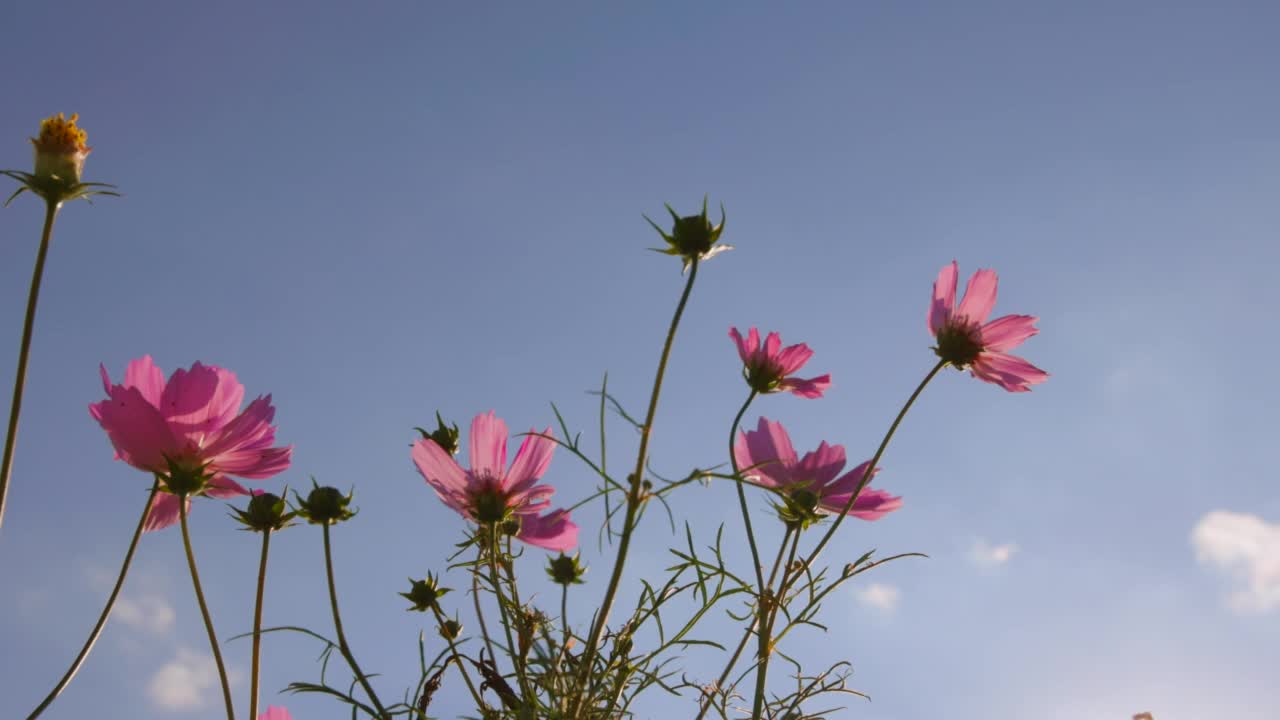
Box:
[148,648,220,711]
[1191,510,1280,614]
[115,593,176,635]
[855,582,900,612]
[970,539,1018,568]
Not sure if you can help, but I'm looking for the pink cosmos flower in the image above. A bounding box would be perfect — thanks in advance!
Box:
[259,708,291,720]
[412,411,578,552]
[734,417,901,526]
[729,327,831,399]
[929,261,1049,392]
[89,356,292,532]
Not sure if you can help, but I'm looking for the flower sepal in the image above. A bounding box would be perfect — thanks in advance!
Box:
[401,571,452,612]
[645,196,731,272]
[4,113,118,207]
[230,491,296,532]
[295,480,357,525]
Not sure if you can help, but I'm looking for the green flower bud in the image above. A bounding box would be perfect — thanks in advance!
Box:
[546,553,587,586]
[401,572,451,612]
[645,196,730,270]
[295,480,357,525]
[415,412,460,456]
[230,491,295,532]
[439,616,463,640]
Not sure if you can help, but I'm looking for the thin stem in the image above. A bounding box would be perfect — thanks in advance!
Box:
[789,359,946,593]
[179,495,236,720]
[26,479,158,720]
[0,199,59,533]
[471,555,498,663]
[695,526,792,720]
[428,604,486,710]
[322,524,389,719]
[749,530,802,718]
[489,529,532,705]
[729,391,765,595]
[249,529,272,720]
[571,258,700,717]
[555,582,571,705]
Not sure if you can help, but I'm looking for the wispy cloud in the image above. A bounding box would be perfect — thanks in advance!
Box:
[855,582,900,612]
[115,592,177,635]
[970,538,1018,568]
[148,648,220,711]
[1192,510,1280,614]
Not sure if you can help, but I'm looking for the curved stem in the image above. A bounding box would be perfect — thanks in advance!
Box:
[0,199,59,534]
[750,529,801,718]
[249,529,272,720]
[728,391,765,596]
[26,478,157,719]
[489,530,532,705]
[428,604,486,710]
[322,524,388,719]
[179,495,236,720]
[570,258,700,717]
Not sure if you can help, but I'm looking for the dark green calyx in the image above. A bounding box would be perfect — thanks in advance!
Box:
[295,481,357,525]
[743,360,784,394]
[230,492,295,532]
[646,196,730,268]
[159,456,211,497]
[933,322,983,368]
[499,516,522,536]
[439,616,463,640]
[546,553,587,585]
[472,489,509,524]
[415,412,460,456]
[401,572,451,612]
[776,486,823,530]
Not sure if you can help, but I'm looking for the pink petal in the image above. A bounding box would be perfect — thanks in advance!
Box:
[795,441,847,487]
[728,327,751,365]
[517,509,579,551]
[89,386,180,472]
[979,314,1039,353]
[203,396,279,458]
[763,331,782,360]
[205,475,250,498]
[929,262,958,335]
[734,417,797,488]
[259,707,292,720]
[122,355,165,407]
[142,493,189,533]
[956,268,999,326]
[970,351,1049,392]
[213,446,292,479]
[413,438,473,516]
[823,486,902,520]
[824,460,878,498]
[158,363,223,441]
[773,343,814,376]
[779,374,831,399]
[504,427,555,492]
[469,411,508,481]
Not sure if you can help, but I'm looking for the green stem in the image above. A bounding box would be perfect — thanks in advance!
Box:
[749,359,946,719]
[0,199,59,534]
[695,526,791,720]
[428,604,486,710]
[555,582,571,705]
[179,495,236,720]
[26,478,158,720]
[471,555,498,663]
[249,528,272,720]
[322,524,389,719]
[749,529,801,718]
[570,258,700,718]
[728,390,765,596]
[489,529,532,705]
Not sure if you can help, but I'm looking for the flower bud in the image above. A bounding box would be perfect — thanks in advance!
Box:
[415,412,460,456]
[295,481,356,525]
[231,492,295,532]
[546,553,587,586]
[31,113,91,185]
[401,572,451,612]
[439,616,463,640]
[646,196,730,270]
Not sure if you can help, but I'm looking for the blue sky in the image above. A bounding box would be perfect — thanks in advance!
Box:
[2,2,1278,719]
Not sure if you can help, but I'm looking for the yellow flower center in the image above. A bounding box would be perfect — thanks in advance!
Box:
[35,113,89,152]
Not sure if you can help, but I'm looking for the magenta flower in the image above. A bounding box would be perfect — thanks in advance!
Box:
[259,708,291,720]
[412,411,578,551]
[928,261,1049,392]
[89,356,292,532]
[729,327,831,399]
[734,417,901,528]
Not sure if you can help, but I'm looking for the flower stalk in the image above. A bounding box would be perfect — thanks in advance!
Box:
[321,524,389,719]
[179,495,236,720]
[249,528,272,720]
